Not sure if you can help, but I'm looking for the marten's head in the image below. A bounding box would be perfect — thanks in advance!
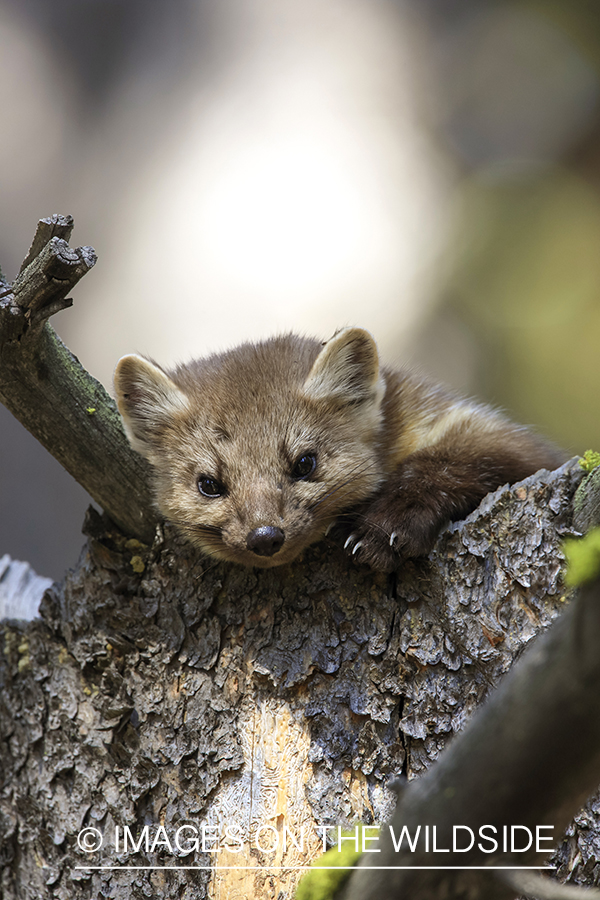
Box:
[114,328,385,567]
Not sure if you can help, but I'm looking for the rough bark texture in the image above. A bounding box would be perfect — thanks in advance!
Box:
[573,465,600,534]
[2,459,596,900]
[341,557,600,900]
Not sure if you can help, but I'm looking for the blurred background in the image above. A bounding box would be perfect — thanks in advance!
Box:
[1,0,599,580]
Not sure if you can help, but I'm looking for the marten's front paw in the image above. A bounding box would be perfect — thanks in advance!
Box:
[342,507,443,571]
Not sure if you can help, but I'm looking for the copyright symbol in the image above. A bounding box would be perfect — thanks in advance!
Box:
[78,827,103,852]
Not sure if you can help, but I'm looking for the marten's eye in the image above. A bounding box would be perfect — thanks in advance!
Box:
[291,453,317,480]
[198,475,225,498]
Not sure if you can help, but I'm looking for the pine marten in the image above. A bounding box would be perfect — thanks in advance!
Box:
[114,327,565,571]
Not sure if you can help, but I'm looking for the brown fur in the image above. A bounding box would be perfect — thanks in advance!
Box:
[114,328,565,571]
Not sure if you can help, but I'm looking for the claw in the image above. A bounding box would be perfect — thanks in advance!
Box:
[352,541,363,555]
[324,522,335,536]
[344,534,356,550]
[389,531,397,547]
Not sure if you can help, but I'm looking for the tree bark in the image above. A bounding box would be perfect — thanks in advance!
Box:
[2,218,600,900]
[340,567,600,900]
[1,459,595,900]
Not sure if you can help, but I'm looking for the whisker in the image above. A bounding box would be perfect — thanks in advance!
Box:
[194,558,222,577]
[168,519,223,537]
[309,457,395,542]
[310,476,380,522]
[308,459,380,514]
[168,521,227,554]
[158,519,226,571]
[311,486,369,521]
[334,510,393,541]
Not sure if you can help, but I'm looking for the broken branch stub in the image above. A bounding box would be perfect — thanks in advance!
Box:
[17,213,75,275]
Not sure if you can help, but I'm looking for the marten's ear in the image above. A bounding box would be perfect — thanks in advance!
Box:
[303,327,384,408]
[114,355,189,457]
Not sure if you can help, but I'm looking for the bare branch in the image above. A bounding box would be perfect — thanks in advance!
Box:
[0,215,157,542]
[12,236,95,326]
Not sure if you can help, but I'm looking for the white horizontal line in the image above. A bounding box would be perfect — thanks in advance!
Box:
[73,865,557,871]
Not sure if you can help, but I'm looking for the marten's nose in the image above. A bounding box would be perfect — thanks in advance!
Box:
[246,526,285,557]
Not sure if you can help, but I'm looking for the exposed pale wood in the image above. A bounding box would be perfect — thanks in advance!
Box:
[0,555,53,621]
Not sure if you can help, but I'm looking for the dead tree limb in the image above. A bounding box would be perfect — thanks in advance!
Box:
[0,215,156,542]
